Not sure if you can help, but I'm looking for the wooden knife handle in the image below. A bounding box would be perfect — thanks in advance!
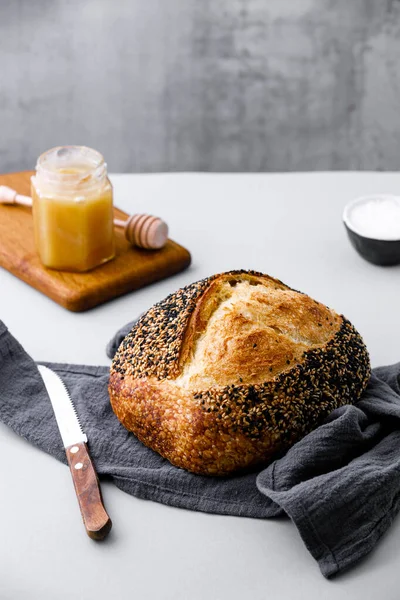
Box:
[66,442,112,540]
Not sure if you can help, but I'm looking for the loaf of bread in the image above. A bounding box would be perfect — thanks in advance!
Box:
[109,270,370,476]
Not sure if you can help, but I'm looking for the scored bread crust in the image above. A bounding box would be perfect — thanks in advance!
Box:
[109,270,371,476]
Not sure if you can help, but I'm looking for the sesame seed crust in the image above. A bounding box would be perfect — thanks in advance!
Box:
[111,274,216,382]
[109,270,371,476]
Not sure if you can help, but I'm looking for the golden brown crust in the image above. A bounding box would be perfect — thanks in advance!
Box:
[178,274,341,387]
[109,270,371,476]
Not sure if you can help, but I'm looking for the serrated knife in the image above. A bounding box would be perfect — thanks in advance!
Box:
[38,365,112,540]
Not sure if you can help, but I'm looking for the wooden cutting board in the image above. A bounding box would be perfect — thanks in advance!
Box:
[0,171,191,312]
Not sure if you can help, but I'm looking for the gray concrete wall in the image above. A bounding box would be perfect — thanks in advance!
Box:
[1,0,399,173]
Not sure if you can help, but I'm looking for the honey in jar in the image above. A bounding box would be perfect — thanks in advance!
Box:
[31,146,115,272]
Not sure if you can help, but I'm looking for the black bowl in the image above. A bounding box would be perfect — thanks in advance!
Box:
[343,195,400,266]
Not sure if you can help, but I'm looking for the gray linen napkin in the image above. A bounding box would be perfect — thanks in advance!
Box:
[2,318,400,578]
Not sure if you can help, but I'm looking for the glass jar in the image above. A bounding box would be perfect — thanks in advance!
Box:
[31,146,115,272]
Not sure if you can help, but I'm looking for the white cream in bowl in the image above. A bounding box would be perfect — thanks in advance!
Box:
[343,195,400,241]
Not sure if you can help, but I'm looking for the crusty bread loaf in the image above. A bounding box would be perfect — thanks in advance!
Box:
[109,270,371,476]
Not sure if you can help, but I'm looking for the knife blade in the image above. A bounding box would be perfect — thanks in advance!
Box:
[38,364,112,540]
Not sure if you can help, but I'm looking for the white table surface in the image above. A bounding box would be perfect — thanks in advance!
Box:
[2,172,400,600]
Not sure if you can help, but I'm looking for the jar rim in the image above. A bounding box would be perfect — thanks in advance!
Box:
[35,146,107,188]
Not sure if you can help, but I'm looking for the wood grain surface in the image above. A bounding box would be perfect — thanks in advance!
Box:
[0,171,191,311]
[66,441,112,541]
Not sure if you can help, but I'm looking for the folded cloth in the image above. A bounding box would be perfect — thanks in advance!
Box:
[105,319,137,358]
[2,319,400,578]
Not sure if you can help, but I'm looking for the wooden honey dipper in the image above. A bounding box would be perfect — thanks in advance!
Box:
[0,185,168,250]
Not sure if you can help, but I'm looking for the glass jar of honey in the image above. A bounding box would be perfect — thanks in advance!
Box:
[31,146,115,272]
